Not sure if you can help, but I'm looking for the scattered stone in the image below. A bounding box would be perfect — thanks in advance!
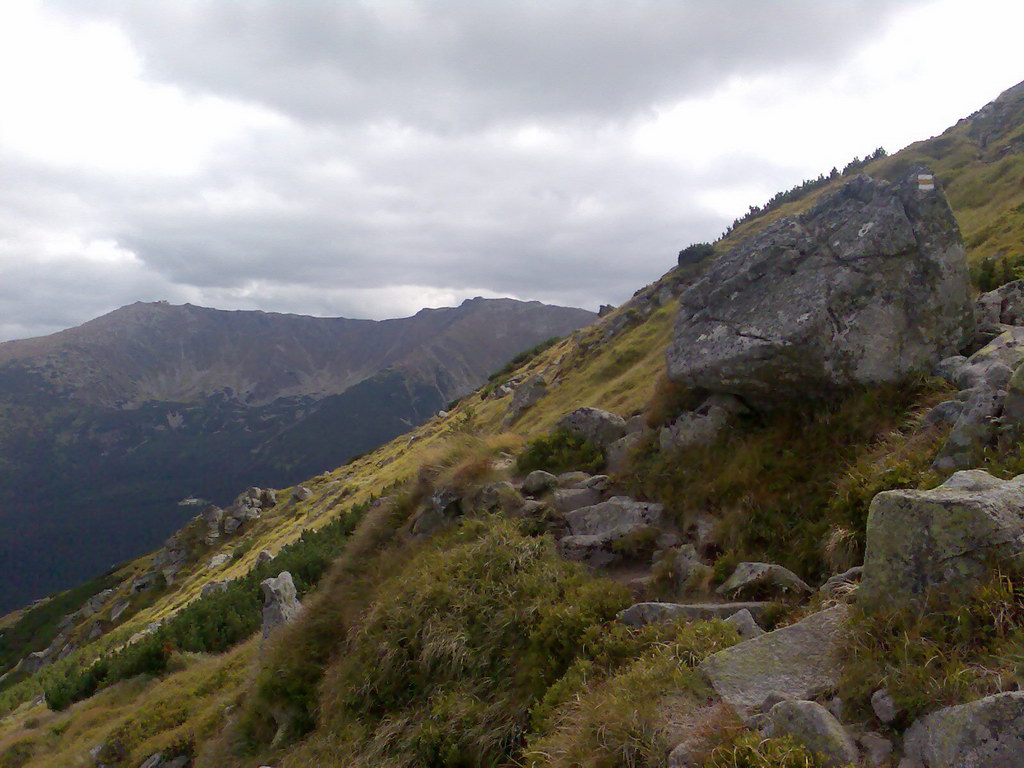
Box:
[977,279,1024,326]
[932,385,1006,471]
[261,571,302,640]
[522,470,557,496]
[766,700,859,768]
[557,406,628,447]
[871,688,899,725]
[716,562,812,600]
[860,470,1024,609]
[256,549,273,565]
[902,691,1024,768]
[699,605,848,719]
[559,497,665,567]
[666,169,973,407]
[724,608,765,640]
[625,414,647,434]
[139,752,190,768]
[923,398,964,427]
[131,572,159,593]
[291,486,313,502]
[208,553,230,569]
[203,504,224,543]
[617,601,771,627]
[411,487,463,536]
[475,481,524,514]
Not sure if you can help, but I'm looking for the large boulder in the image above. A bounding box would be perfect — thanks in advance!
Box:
[556,407,627,448]
[260,571,302,640]
[666,169,973,405]
[506,374,547,423]
[859,470,1024,609]
[698,605,848,718]
[902,691,1024,767]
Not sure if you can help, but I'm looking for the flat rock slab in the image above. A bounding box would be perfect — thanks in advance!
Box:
[699,605,848,718]
[903,691,1024,768]
[618,601,772,627]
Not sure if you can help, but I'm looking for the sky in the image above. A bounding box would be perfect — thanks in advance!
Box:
[0,0,1022,341]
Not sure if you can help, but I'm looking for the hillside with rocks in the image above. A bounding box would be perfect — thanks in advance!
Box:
[1,80,1024,768]
[0,298,595,613]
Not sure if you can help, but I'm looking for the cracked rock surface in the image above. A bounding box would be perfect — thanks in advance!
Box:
[666,167,973,405]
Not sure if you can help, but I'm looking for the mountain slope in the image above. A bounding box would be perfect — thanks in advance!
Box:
[0,298,595,612]
[2,79,1024,768]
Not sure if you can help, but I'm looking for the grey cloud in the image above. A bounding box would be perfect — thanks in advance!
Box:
[65,0,925,129]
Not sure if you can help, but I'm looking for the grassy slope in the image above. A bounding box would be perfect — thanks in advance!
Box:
[2,80,1023,767]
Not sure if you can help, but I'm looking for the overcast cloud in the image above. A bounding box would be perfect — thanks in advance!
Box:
[1,0,1022,341]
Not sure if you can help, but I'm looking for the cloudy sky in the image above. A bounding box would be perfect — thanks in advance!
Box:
[0,0,1021,341]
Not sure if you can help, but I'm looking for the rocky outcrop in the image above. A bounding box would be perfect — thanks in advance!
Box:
[556,407,627,447]
[931,328,1024,471]
[860,470,1024,609]
[976,279,1024,327]
[698,605,848,718]
[260,571,302,640]
[765,700,858,768]
[666,168,973,406]
[902,691,1024,767]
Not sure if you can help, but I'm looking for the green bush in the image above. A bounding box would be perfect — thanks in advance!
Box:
[516,429,605,475]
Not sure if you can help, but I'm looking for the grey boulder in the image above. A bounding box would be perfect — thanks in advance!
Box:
[902,691,1024,768]
[766,699,859,768]
[557,406,627,447]
[261,571,302,640]
[699,605,848,718]
[559,496,664,566]
[860,470,1024,609]
[666,169,973,406]
[522,470,557,496]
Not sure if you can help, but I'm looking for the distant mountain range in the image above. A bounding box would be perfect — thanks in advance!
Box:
[0,298,595,611]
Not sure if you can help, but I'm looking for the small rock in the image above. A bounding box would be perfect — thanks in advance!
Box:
[506,374,547,422]
[522,470,557,496]
[556,471,592,487]
[256,549,273,565]
[291,486,313,502]
[551,487,602,514]
[871,687,899,725]
[724,608,765,640]
[674,544,713,594]
[766,699,859,768]
[208,553,230,569]
[716,562,813,600]
[606,432,643,474]
[556,406,627,447]
[201,581,229,598]
[261,572,302,640]
[859,732,894,768]
[109,599,130,623]
[617,601,771,626]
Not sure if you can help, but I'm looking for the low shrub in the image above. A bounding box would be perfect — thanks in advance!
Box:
[516,429,605,475]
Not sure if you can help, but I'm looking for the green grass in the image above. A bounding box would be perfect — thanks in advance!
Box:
[701,733,833,768]
[623,381,949,585]
[840,571,1024,726]
[516,429,605,476]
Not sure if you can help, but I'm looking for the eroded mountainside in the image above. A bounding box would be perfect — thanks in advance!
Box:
[0,298,595,612]
[2,80,1024,768]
